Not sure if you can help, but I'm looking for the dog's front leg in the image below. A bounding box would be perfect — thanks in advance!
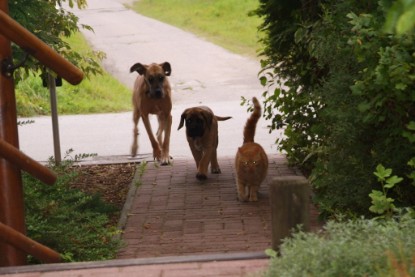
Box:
[189,146,202,169]
[156,113,172,165]
[161,114,172,165]
[196,147,213,180]
[210,148,221,174]
[131,109,140,157]
[141,114,162,161]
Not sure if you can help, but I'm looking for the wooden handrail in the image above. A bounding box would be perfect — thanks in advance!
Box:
[0,1,85,266]
[0,10,83,85]
[0,2,26,264]
[0,139,56,185]
[0,222,61,264]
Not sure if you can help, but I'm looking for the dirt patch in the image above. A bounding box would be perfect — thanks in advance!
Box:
[69,163,137,225]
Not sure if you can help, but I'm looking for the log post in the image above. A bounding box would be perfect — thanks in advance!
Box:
[0,1,27,266]
[269,176,310,252]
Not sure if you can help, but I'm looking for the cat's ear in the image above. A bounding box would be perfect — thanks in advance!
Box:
[201,110,213,129]
[178,110,188,130]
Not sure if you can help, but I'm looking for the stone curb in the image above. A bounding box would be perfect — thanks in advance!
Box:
[0,252,268,275]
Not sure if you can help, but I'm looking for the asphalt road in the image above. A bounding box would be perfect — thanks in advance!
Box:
[18,0,282,163]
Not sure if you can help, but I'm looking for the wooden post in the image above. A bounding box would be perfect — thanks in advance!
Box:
[0,1,27,266]
[269,176,310,252]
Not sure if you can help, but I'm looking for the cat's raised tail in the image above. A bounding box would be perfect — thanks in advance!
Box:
[243,97,261,144]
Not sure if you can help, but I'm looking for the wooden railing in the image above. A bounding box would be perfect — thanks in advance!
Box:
[0,139,56,185]
[0,222,61,264]
[0,1,83,266]
[0,10,83,85]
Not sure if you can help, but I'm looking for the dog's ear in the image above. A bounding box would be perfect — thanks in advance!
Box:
[178,110,187,130]
[201,110,213,130]
[130,63,147,75]
[161,62,172,76]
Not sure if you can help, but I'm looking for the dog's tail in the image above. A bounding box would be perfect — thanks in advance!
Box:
[215,116,232,121]
[243,97,261,144]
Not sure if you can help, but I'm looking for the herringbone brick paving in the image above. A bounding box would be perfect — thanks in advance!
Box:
[117,154,320,259]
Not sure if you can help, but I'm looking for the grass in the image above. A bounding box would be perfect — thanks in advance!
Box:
[15,32,132,117]
[130,0,263,58]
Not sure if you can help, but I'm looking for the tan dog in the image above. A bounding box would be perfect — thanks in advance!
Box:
[178,107,231,180]
[130,62,172,165]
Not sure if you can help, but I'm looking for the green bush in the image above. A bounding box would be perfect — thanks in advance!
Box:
[263,218,415,277]
[254,0,415,217]
[24,154,121,263]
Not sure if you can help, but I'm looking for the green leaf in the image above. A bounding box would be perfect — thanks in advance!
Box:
[369,190,383,199]
[273,88,281,98]
[259,76,267,87]
[383,1,404,33]
[346,12,358,20]
[374,164,392,181]
[358,101,371,112]
[385,176,403,188]
[396,5,415,34]
[395,83,407,90]
[265,248,277,258]
[407,171,415,181]
[407,157,415,168]
[294,27,306,44]
[369,190,394,215]
[407,121,415,131]
[402,131,415,143]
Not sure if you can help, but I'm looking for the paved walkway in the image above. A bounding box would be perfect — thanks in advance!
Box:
[117,154,320,259]
[0,154,321,276]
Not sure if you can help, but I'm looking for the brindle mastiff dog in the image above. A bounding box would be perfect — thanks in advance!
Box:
[130,62,172,165]
[178,107,231,180]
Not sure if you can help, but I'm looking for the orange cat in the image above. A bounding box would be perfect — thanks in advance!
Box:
[235,97,268,202]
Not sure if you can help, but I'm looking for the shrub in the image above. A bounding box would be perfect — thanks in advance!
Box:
[263,218,415,277]
[253,0,415,217]
[24,153,121,263]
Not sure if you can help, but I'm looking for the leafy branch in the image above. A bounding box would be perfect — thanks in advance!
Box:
[369,164,403,218]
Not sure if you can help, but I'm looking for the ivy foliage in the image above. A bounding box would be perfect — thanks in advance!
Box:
[253,0,415,217]
[8,0,104,82]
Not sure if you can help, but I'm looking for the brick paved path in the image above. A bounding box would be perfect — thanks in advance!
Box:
[0,154,321,277]
[117,154,320,259]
